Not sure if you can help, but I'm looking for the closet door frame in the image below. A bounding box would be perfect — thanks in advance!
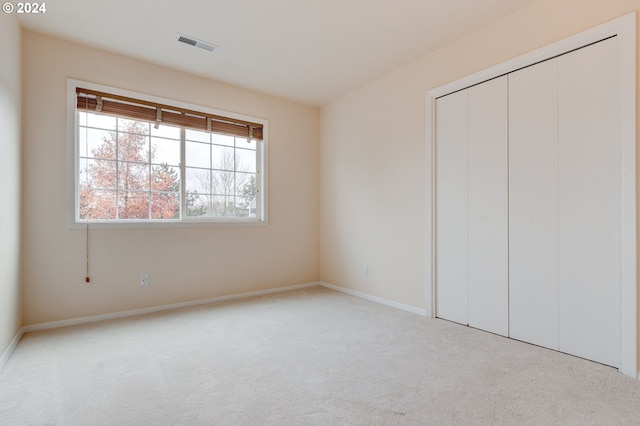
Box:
[426,13,636,377]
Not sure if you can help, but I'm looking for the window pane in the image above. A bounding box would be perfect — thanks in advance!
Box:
[80,128,116,159]
[186,129,210,143]
[235,172,256,196]
[80,189,117,220]
[151,165,180,192]
[118,133,150,162]
[86,113,117,131]
[236,148,256,173]
[151,192,180,219]
[118,118,149,135]
[185,167,211,194]
[248,199,257,218]
[151,123,180,139]
[212,134,234,147]
[235,196,256,218]
[78,158,91,189]
[81,159,117,190]
[212,195,234,216]
[78,128,87,158]
[212,170,235,196]
[119,192,150,219]
[186,193,210,217]
[212,145,235,171]
[236,137,257,151]
[151,137,180,166]
[186,141,210,168]
[118,162,149,191]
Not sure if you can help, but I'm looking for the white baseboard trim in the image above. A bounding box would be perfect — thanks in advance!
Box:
[0,328,25,372]
[22,282,320,333]
[8,281,426,370]
[319,282,427,316]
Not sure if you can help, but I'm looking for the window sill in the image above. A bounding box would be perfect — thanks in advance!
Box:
[67,218,268,230]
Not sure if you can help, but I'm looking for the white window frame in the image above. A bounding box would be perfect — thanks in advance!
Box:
[66,79,268,228]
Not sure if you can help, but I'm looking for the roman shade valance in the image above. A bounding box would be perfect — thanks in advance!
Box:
[76,88,264,141]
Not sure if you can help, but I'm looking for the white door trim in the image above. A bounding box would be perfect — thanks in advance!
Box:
[425,12,636,377]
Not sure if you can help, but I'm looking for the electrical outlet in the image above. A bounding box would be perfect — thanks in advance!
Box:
[140,274,149,286]
[362,265,369,276]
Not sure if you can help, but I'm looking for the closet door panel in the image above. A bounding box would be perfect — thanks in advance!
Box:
[435,90,469,325]
[508,60,559,350]
[558,38,620,367]
[467,76,509,336]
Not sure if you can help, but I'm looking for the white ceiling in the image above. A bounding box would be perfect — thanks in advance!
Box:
[18,0,541,106]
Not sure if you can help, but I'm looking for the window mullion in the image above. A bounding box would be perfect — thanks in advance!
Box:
[115,122,120,220]
[256,144,261,220]
[209,132,214,215]
[180,127,186,219]
[233,138,237,216]
[147,123,152,219]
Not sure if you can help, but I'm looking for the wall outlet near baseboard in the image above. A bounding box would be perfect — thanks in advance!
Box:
[140,274,149,286]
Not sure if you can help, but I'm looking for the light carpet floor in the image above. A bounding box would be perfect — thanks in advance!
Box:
[2,286,640,425]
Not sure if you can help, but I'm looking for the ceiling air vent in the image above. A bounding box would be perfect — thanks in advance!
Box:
[176,33,218,53]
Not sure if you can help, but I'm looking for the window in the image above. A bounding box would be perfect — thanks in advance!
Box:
[69,81,267,225]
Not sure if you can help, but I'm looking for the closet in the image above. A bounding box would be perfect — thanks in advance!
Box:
[435,37,620,367]
[435,76,508,337]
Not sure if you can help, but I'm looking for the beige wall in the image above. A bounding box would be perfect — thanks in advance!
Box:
[21,31,320,325]
[320,0,640,352]
[0,13,22,356]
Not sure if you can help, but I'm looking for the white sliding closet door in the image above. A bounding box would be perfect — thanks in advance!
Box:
[557,38,620,367]
[436,78,508,334]
[435,90,468,326]
[508,60,559,350]
[467,77,508,337]
[431,14,635,375]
